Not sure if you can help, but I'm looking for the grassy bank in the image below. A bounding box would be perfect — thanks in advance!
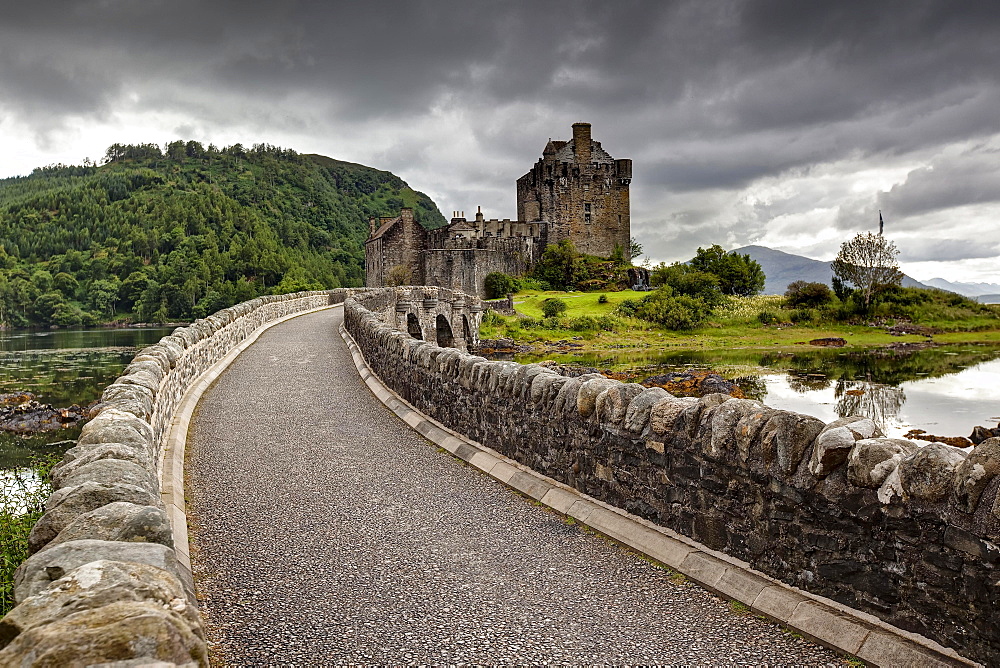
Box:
[481,290,1000,351]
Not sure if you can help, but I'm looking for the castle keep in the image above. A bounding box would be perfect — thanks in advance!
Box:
[365,123,632,297]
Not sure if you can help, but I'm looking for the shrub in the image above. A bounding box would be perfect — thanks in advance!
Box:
[596,315,619,331]
[598,294,608,304]
[541,316,562,329]
[516,277,550,292]
[757,310,778,324]
[785,281,833,308]
[635,290,711,330]
[481,310,504,327]
[569,316,599,331]
[650,262,724,306]
[789,308,814,324]
[541,298,568,318]
[614,298,641,317]
[484,272,518,299]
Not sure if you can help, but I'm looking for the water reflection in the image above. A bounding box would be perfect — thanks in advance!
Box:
[0,326,175,469]
[834,380,906,434]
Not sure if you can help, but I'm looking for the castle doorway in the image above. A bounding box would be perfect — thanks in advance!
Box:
[436,314,454,348]
[407,313,423,340]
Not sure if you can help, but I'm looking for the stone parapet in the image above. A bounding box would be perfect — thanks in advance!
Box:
[0,289,366,666]
[344,288,997,666]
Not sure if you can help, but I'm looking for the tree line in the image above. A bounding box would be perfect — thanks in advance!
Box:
[0,142,445,327]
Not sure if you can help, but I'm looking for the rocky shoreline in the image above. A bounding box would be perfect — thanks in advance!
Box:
[0,392,95,434]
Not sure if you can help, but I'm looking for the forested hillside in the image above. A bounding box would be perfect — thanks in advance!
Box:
[0,142,445,327]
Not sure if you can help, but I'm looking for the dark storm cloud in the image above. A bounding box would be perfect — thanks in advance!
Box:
[899,239,1000,263]
[3,0,1000,271]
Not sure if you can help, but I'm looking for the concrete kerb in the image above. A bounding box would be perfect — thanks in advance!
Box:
[159,304,337,595]
[338,322,978,668]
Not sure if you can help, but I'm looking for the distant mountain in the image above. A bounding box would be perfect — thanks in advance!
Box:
[731,245,932,295]
[922,278,1000,298]
[976,294,1000,305]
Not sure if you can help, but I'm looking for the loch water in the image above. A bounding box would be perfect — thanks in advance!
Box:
[0,326,175,470]
[506,343,1000,441]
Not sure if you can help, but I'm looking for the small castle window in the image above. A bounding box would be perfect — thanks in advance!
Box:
[585,213,592,224]
[584,203,591,213]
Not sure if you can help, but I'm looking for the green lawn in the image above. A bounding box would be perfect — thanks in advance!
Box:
[480,290,1000,351]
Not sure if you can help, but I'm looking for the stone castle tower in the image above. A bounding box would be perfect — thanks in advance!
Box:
[516,122,632,257]
[365,122,631,297]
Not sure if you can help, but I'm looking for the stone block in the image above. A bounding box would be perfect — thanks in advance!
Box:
[42,503,173,553]
[29,483,161,554]
[898,443,966,502]
[810,417,882,477]
[15,540,180,603]
[624,387,672,434]
[954,437,1000,513]
[53,459,158,496]
[788,600,869,654]
[856,631,958,668]
[597,383,646,427]
[577,377,619,418]
[761,411,825,476]
[648,397,697,437]
[847,438,918,489]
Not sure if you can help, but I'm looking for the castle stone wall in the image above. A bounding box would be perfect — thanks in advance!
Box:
[345,289,998,666]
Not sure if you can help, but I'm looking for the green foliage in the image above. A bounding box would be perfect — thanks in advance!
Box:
[629,237,643,260]
[484,272,518,299]
[541,297,568,318]
[690,245,766,297]
[0,143,445,327]
[785,280,834,308]
[757,310,778,324]
[635,287,711,330]
[598,294,608,304]
[532,239,584,290]
[614,298,641,317]
[650,262,724,306]
[1,455,56,615]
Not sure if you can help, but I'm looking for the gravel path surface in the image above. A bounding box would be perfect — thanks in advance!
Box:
[186,307,842,666]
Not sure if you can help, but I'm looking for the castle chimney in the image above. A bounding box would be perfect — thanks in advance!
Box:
[572,122,592,164]
[368,216,377,237]
[475,206,484,223]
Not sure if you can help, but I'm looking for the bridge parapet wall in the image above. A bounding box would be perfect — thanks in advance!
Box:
[0,288,368,665]
[350,285,483,350]
[344,289,998,666]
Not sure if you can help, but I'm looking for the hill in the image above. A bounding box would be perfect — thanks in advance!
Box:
[922,277,1000,298]
[732,245,932,295]
[0,142,445,327]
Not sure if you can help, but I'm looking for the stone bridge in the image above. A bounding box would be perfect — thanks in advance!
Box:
[0,288,990,666]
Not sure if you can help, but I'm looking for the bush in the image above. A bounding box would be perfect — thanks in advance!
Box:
[516,277,550,292]
[483,272,518,299]
[635,290,711,330]
[541,316,562,329]
[598,294,608,304]
[481,310,504,327]
[785,280,833,308]
[2,456,56,615]
[569,316,599,331]
[650,262,724,306]
[541,298,568,318]
[757,310,778,324]
[789,308,814,324]
[614,298,641,317]
[596,315,619,331]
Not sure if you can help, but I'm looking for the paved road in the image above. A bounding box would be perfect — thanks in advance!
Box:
[187,307,840,666]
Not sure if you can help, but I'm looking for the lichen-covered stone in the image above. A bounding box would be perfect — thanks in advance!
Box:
[809,416,882,477]
[702,398,764,461]
[762,411,826,475]
[0,560,197,647]
[0,600,207,666]
[28,482,161,554]
[53,443,152,477]
[648,397,698,438]
[42,503,173,552]
[898,443,967,502]
[77,409,154,450]
[624,387,672,434]
[577,377,619,418]
[848,438,918,489]
[53,459,158,495]
[954,437,1000,513]
[596,383,645,426]
[14,540,180,603]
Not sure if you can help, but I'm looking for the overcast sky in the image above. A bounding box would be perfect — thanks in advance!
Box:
[3,0,1000,283]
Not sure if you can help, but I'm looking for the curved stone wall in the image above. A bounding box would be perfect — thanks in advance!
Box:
[0,290,356,665]
[344,288,998,665]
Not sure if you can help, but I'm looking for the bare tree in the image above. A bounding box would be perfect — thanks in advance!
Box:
[832,232,903,309]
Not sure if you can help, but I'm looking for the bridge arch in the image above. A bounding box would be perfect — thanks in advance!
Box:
[436,314,454,348]
[406,313,423,340]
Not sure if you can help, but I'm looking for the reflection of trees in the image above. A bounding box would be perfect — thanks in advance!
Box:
[835,380,905,433]
[733,375,767,401]
[786,371,833,393]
